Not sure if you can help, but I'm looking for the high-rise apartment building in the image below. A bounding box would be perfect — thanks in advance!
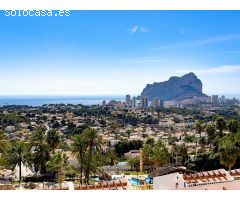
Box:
[133,96,136,108]
[212,95,219,104]
[126,94,131,105]
[141,97,148,108]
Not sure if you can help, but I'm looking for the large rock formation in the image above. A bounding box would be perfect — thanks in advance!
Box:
[141,72,207,101]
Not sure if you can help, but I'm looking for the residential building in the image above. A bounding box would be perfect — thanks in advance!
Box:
[151,166,237,190]
[221,95,225,103]
[212,95,219,104]
[152,97,160,108]
[163,100,180,108]
[133,96,136,108]
[141,97,148,109]
[207,96,212,103]
[124,150,140,159]
[126,95,131,105]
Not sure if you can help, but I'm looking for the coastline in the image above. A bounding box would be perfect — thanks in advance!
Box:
[0,95,125,106]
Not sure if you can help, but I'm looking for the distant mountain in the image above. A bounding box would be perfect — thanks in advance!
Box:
[141,72,207,101]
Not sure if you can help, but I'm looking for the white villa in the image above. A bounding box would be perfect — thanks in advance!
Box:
[150,166,240,190]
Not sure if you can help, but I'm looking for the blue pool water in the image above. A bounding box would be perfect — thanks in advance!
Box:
[145,177,152,184]
[130,177,152,186]
[91,176,100,182]
[130,178,142,186]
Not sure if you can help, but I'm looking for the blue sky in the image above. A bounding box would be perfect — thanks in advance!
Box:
[0,11,240,96]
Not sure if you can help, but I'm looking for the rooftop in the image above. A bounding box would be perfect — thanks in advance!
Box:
[149,166,195,178]
[179,180,240,190]
[183,169,234,186]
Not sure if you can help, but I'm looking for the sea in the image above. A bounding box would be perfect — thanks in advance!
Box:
[0,95,125,106]
[0,94,239,107]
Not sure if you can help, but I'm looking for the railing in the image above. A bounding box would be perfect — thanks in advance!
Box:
[187,180,233,187]
[131,184,153,190]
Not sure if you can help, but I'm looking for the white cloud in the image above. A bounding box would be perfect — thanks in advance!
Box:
[156,33,240,49]
[139,26,150,33]
[129,26,139,34]
[128,25,150,35]
[177,65,240,74]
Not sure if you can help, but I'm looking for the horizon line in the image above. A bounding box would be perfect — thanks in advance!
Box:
[0,93,240,97]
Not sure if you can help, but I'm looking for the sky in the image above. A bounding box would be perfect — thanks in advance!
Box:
[0,10,240,96]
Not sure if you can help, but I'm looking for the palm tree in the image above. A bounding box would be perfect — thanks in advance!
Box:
[219,145,240,170]
[0,131,7,165]
[142,143,154,170]
[152,142,170,168]
[105,149,119,166]
[29,127,50,174]
[198,137,207,149]
[46,129,60,153]
[82,128,102,184]
[0,130,9,154]
[205,123,216,139]
[47,152,69,189]
[71,134,87,184]
[127,156,140,171]
[170,144,178,164]
[218,136,240,170]
[8,140,29,184]
[228,119,239,134]
[175,144,189,165]
[205,123,216,150]
[215,116,226,134]
[195,120,203,137]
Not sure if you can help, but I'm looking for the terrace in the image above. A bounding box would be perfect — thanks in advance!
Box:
[75,179,128,190]
[229,169,240,179]
[183,169,234,187]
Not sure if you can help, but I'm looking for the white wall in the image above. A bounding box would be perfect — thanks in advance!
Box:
[153,173,185,190]
[14,162,34,180]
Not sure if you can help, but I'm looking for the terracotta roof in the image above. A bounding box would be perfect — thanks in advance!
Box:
[179,180,240,190]
[183,169,233,185]
[149,166,195,178]
[0,184,15,190]
[229,169,240,177]
[74,179,128,190]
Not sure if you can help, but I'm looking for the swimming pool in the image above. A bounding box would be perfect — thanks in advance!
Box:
[90,176,100,182]
[130,177,142,186]
[130,177,152,186]
[145,177,152,184]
